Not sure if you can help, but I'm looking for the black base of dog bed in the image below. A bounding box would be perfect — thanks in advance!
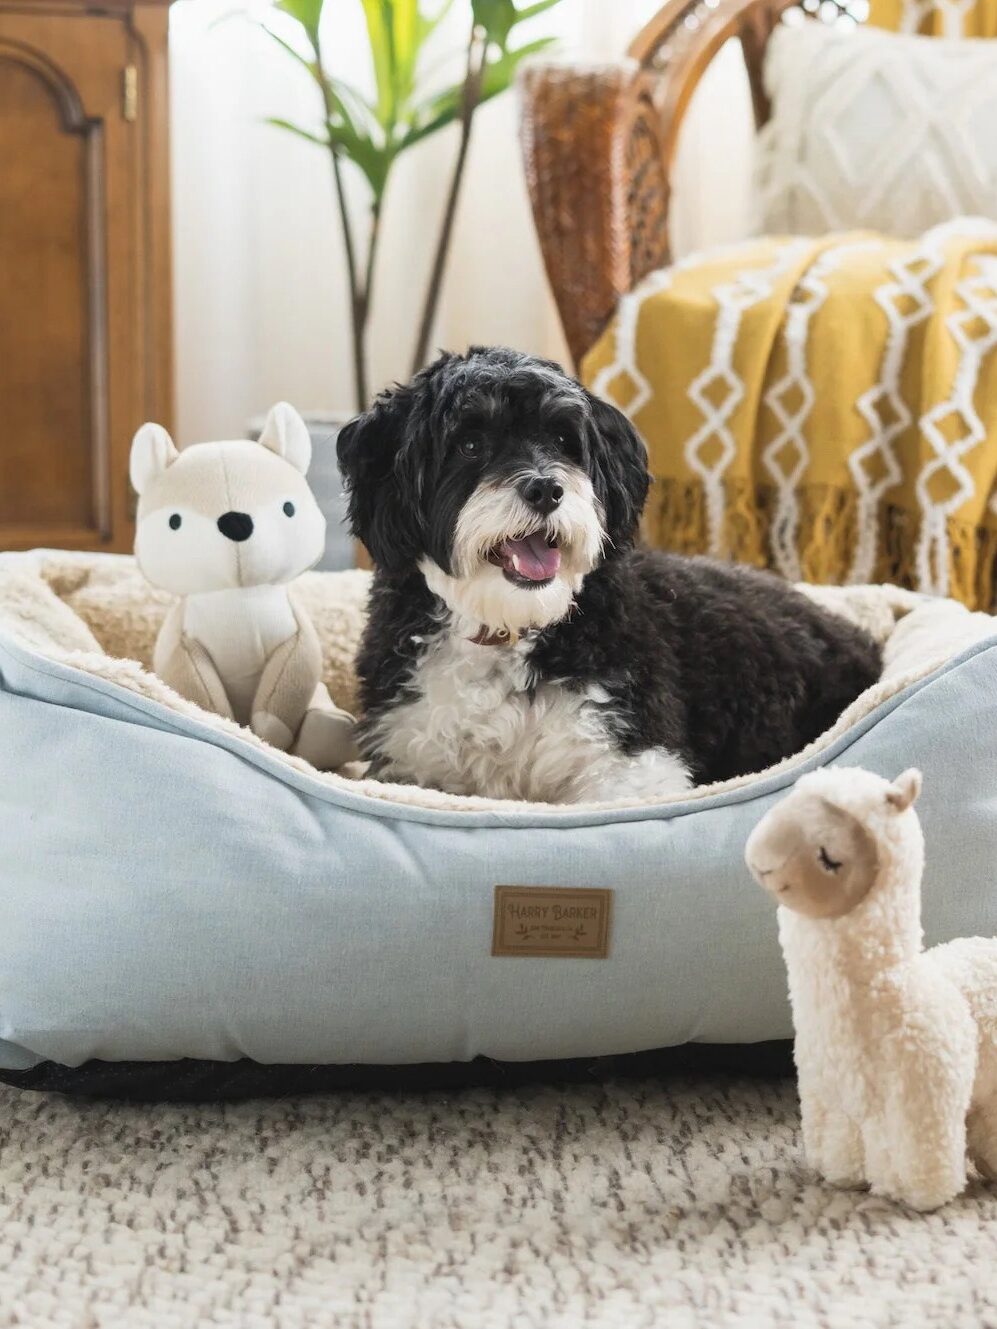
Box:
[0,1042,794,1101]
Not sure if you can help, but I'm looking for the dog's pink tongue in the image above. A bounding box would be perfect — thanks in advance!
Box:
[501,533,561,581]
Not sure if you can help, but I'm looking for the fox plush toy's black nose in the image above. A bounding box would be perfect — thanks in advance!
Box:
[217,511,254,542]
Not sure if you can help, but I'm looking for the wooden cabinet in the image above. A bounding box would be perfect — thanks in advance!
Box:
[0,0,174,553]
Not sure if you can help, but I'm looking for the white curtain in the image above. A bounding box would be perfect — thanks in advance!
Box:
[169,0,753,441]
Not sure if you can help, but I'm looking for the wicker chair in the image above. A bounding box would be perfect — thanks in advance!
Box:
[521,0,863,367]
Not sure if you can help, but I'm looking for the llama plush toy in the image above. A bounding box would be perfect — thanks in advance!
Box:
[130,403,356,771]
[745,767,997,1211]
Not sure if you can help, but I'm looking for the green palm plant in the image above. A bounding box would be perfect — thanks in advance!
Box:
[256,0,562,411]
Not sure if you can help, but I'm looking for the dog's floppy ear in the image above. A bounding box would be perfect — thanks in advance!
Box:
[583,390,650,550]
[337,387,425,574]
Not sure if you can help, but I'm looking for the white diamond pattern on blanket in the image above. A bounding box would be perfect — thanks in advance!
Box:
[763,241,880,580]
[847,226,954,585]
[686,240,812,556]
[589,249,748,425]
[590,267,687,422]
[690,365,742,423]
[845,223,997,587]
[916,256,997,595]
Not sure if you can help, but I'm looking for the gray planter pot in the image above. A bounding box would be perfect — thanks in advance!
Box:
[248,411,355,571]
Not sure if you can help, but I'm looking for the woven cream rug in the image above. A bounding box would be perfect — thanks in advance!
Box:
[2,1074,995,1328]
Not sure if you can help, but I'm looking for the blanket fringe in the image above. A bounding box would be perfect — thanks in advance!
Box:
[644,477,997,611]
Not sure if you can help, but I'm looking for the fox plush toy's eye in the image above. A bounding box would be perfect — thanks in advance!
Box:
[283,501,295,517]
[817,845,842,874]
[169,513,182,531]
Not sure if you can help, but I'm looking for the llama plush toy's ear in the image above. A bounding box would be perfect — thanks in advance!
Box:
[130,423,178,495]
[886,768,922,812]
[258,402,312,475]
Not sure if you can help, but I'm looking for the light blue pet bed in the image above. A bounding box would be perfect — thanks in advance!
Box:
[1,552,996,1098]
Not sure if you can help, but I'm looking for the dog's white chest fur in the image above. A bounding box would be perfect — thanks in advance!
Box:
[367,625,691,803]
[183,586,296,724]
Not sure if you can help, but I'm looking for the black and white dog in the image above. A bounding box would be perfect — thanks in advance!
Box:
[337,347,881,803]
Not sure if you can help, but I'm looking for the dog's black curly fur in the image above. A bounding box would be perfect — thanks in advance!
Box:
[338,347,882,789]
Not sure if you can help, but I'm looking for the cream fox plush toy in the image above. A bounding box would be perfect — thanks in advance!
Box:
[745,767,997,1211]
[130,403,357,770]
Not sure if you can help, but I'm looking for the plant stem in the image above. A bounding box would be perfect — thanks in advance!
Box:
[315,25,368,411]
[410,25,487,376]
[328,146,369,411]
[360,199,383,340]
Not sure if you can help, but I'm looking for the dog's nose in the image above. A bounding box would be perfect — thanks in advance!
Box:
[518,475,564,516]
[217,511,254,542]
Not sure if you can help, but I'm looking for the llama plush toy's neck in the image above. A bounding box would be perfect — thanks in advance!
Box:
[781,813,925,990]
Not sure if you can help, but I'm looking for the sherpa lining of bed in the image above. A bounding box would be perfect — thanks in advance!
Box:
[1,549,994,816]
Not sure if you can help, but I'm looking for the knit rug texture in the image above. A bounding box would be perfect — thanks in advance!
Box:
[2,1072,995,1329]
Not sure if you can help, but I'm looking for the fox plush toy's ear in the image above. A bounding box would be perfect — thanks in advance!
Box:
[259,402,312,475]
[130,423,179,495]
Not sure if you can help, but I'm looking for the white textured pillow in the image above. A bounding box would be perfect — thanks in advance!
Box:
[754,21,997,237]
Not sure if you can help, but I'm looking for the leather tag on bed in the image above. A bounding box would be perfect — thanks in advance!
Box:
[491,886,613,958]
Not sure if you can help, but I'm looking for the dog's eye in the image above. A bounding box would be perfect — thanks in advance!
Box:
[817,846,842,874]
[283,501,295,517]
[553,428,580,459]
[169,513,182,531]
[459,438,481,459]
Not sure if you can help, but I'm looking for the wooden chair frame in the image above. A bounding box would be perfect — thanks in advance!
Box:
[521,0,825,365]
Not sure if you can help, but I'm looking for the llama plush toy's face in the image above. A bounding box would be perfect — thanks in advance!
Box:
[746,791,879,919]
[745,769,921,919]
[130,403,326,596]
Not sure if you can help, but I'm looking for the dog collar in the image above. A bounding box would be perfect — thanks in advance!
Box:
[467,600,576,647]
[469,626,519,647]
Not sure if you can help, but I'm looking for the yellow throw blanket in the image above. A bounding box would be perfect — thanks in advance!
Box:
[582,221,997,610]
[868,0,997,36]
